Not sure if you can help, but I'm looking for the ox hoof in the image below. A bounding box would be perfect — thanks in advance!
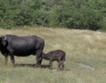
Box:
[35,64,41,68]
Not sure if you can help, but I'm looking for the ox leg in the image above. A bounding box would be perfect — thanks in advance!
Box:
[10,54,15,67]
[36,56,42,68]
[35,50,42,68]
[5,55,8,65]
[49,60,53,70]
[35,41,44,68]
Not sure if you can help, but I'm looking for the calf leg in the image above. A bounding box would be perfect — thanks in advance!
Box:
[58,60,61,70]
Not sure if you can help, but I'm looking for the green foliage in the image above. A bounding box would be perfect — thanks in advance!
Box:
[0,0,106,30]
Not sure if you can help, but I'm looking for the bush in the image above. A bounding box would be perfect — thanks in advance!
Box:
[0,0,105,31]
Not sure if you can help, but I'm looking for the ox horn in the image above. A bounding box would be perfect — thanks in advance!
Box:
[3,36,7,40]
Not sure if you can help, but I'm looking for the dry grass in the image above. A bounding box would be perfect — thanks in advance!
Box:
[0,27,106,83]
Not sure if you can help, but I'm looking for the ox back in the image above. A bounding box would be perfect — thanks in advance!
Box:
[5,35,43,56]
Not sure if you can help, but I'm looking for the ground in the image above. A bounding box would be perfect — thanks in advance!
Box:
[0,27,106,83]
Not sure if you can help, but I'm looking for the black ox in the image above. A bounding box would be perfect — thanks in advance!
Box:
[0,34,45,67]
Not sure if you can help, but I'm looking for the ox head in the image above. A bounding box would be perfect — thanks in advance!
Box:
[0,36,7,46]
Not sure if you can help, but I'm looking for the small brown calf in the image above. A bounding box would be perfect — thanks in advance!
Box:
[42,50,66,70]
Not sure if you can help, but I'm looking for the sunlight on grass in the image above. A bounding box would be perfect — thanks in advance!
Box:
[0,27,106,83]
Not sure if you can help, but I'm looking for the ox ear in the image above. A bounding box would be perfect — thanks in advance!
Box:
[1,36,7,46]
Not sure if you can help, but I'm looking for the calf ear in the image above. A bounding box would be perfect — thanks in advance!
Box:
[1,36,7,46]
[42,52,45,56]
[42,52,45,55]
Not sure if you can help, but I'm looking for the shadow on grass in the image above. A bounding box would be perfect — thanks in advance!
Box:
[15,63,49,68]
[15,64,70,71]
[15,63,35,67]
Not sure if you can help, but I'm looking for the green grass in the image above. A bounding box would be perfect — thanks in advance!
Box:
[0,27,106,83]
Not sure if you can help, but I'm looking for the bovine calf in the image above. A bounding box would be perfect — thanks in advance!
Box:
[42,50,66,70]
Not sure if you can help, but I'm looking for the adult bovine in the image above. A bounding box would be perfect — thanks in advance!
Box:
[0,34,45,67]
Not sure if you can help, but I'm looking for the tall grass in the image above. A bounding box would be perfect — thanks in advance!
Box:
[0,27,106,83]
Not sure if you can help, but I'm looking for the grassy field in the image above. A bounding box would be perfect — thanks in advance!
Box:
[0,27,106,83]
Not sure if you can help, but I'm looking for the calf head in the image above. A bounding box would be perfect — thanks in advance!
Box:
[42,52,46,59]
[42,52,50,60]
